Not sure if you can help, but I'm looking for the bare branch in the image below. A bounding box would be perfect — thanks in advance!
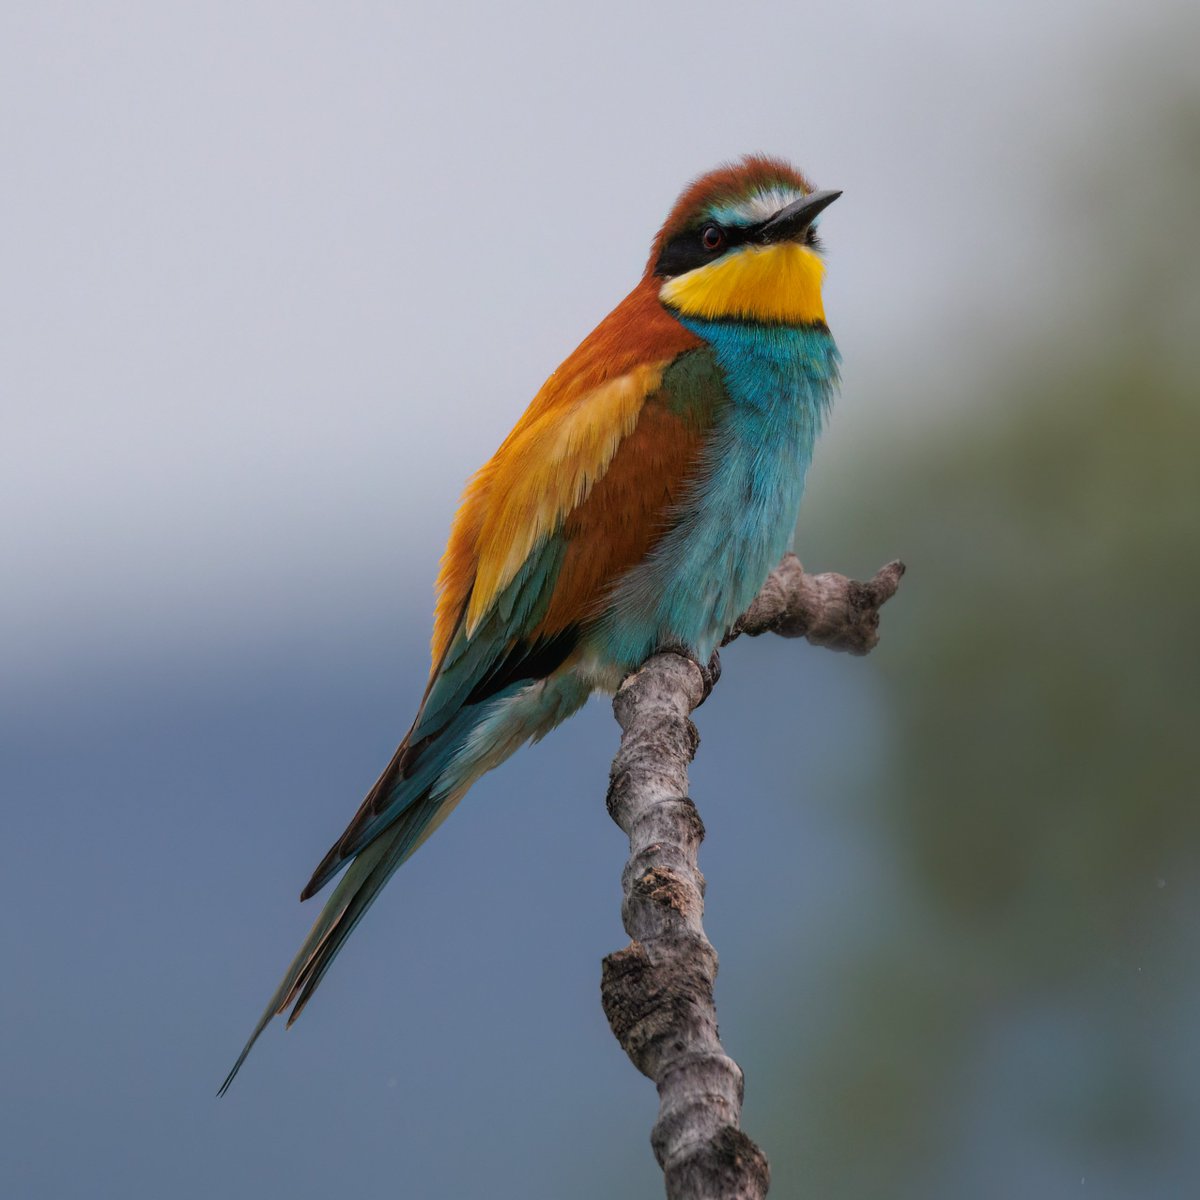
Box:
[727,553,906,655]
[602,556,904,1198]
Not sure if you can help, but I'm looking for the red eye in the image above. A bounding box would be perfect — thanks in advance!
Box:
[700,224,724,251]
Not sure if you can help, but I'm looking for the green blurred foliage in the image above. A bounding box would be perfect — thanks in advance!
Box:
[753,53,1200,1200]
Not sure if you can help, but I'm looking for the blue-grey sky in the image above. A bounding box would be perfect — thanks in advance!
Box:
[2,3,1194,1198]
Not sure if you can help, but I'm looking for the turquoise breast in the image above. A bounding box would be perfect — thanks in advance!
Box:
[601,320,839,667]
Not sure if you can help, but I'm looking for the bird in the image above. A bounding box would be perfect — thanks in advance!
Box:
[219,154,841,1094]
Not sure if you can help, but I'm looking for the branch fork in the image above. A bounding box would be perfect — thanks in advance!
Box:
[601,554,904,1198]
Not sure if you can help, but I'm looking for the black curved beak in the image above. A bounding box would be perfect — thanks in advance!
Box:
[757,189,842,244]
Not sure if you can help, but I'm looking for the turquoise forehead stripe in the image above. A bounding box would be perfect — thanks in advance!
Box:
[706,184,807,227]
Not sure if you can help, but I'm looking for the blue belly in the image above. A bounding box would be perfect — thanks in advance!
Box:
[599,320,839,668]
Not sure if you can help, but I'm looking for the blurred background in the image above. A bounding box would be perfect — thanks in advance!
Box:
[3,2,1197,1197]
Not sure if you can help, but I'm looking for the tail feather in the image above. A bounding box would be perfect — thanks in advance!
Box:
[216,791,459,1097]
[300,707,472,901]
[216,830,393,1096]
[219,672,589,1096]
[284,792,459,1025]
[299,734,419,901]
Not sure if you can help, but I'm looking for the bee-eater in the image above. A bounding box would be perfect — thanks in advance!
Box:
[220,155,840,1092]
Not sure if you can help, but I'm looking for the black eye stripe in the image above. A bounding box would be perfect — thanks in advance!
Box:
[654,221,756,277]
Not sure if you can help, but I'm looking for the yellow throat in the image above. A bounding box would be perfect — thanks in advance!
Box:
[658,241,826,325]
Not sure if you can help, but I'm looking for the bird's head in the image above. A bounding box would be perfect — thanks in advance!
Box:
[650,155,839,327]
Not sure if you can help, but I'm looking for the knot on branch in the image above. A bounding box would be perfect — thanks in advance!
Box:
[662,1127,771,1200]
[614,652,708,727]
[601,939,719,1079]
[632,864,695,916]
[621,857,706,938]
